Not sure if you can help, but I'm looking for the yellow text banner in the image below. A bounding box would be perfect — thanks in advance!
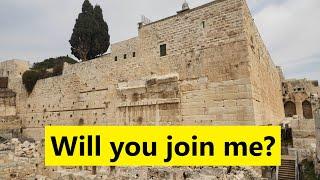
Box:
[45,126,281,166]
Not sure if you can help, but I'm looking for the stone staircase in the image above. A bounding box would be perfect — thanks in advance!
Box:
[277,156,297,180]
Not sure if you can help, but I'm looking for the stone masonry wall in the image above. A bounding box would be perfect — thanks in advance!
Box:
[242,2,284,125]
[0,60,29,116]
[286,117,316,161]
[0,90,16,117]
[20,74,82,138]
[283,79,320,119]
[0,90,19,131]
[315,109,320,175]
[0,60,28,131]
[13,0,284,140]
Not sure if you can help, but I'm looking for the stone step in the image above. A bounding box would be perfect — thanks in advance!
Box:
[278,171,295,175]
[279,174,295,178]
[279,176,295,180]
[281,164,295,167]
[279,165,295,169]
[281,161,295,165]
[278,158,296,180]
[281,160,295,163]
[280,167,295,170]
[278,169,295,173]
[281,161,295,164]
[280,163,295,166]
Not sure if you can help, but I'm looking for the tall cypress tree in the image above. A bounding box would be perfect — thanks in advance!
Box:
[70,0,110,61]
[88,5,110,59]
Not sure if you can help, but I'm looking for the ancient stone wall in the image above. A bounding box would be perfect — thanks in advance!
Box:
[0,60,29,116]
[0,60,28,131]
[0,89,19,131]
[283,79,320,119]
[20,74,83,138]
[315,109,320,175]
[1,0,284,140]
[286,117,316,161]
[0,89,16,117]
[0,60,27,75]
[242,3,284,125]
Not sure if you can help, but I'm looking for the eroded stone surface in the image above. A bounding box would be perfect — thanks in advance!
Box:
[0,138,261,179]
[1,0,285,140]
[0,0,319,178]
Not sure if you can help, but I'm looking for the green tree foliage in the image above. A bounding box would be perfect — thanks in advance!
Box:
[32,56,78,71]
[90,5,110,58]
[301,159,317,180]
[22,56,78,94]
[69,0,110,61]
[22,70,41,94]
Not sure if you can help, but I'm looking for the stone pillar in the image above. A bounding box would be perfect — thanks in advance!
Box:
[315,109,320,175]
[295,101,303,118]
[155,104,160,125]
[125,106,129,125]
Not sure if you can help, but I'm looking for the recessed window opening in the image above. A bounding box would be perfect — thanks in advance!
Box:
[160,44,167,57]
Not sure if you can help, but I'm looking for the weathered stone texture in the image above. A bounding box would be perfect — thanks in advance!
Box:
[0,138,261,179]
[0,60,29,117]
[0,89,16,117]
[315,109,320,174]
[283,79,320,119]
[1,0,284,140]
[242,3,284,125]
[286,117,316,161]
[0,60,28,131]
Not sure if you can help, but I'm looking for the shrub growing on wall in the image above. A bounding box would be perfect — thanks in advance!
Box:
[32,56,78,72]
[22,56,78,94]
[22,70,41,94]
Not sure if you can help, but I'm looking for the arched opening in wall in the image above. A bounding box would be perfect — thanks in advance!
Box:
[284,101,297,117]
[0,77,8,88]
[302,100,313,119]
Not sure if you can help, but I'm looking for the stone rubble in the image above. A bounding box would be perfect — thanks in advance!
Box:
[2,0,319,178]
[0,138,262,180]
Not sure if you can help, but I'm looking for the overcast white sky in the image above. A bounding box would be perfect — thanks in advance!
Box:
[0,0,319,81]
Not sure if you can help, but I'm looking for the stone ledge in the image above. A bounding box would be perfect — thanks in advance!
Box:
[118,98,180,107]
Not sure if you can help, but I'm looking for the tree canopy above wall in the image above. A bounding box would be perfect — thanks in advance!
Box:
[32,56,78,71]
[23,56,78,94]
